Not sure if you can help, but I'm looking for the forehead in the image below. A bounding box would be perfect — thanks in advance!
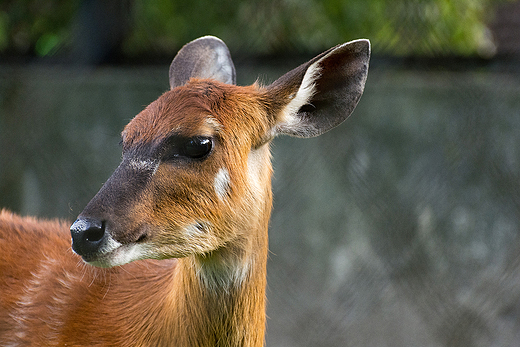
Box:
[123,81,231,147]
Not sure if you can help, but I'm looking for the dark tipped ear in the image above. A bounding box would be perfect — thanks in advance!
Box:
[169,36,236,89]
[266,39,370,138]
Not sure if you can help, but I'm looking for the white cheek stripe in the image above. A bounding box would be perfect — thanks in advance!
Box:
[214,168,230,200]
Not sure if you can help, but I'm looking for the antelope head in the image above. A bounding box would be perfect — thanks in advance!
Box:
[70,36,370,270]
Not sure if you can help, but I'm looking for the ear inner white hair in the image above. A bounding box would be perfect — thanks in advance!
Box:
[277,61,322,136]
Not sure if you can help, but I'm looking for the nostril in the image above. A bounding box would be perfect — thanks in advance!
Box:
[70,218,106,257]
[84,221,105,242]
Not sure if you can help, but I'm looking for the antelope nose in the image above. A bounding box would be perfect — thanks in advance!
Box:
[70,218,106,257]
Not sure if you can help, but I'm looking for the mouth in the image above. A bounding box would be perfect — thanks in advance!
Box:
[78,238,152,268]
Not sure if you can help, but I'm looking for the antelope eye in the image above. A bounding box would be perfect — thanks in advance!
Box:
[182,137,213,159]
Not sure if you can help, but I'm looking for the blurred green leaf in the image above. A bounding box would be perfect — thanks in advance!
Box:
[35,32,59,56]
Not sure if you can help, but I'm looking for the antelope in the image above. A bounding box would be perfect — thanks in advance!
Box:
[0,36,370,346]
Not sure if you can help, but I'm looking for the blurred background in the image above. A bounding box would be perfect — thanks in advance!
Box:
[1,0,520,346]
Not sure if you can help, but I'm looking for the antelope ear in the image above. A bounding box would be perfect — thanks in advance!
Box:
[169,36,236,89]
[266,39,370,138]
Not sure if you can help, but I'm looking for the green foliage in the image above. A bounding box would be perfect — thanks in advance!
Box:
[125,0,340,55]
[0,0,79,56]
[347,0,501,56]
[0,0,512,58]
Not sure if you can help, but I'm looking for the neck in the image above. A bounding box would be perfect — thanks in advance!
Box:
[163,233,268,347]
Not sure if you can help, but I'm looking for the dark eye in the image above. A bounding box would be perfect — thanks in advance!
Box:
[182,137,213,159]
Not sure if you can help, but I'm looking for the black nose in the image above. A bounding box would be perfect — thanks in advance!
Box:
[70,218,106,257]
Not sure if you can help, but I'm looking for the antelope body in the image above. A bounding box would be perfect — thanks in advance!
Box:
[0,36,370,346]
